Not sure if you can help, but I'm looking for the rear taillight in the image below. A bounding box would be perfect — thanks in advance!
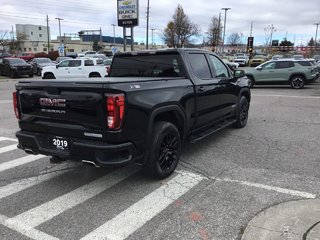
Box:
[106,94,125,130]
[13,92,20,119]
[106,67,110,76]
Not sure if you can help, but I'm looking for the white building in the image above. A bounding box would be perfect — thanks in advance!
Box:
[15,24,51,53]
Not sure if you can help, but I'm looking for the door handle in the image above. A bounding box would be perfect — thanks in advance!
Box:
[78,68,82,70]
[198,86,205,92]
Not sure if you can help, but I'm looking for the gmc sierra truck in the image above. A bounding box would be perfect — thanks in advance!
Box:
[13,48,251,179]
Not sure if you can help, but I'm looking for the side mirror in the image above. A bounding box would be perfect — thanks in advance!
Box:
[56,65,59,69]
[256,66,262,70]
[234,69,245,78]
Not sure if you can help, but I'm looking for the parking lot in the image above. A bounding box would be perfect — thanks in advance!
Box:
[1,77,320,239]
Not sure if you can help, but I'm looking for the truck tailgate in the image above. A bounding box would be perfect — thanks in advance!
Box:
[16,81,107,136]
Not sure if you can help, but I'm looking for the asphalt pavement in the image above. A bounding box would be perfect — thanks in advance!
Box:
[0,77,320,240]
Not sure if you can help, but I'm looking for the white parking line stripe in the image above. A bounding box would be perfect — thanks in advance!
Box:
[252,94,320,99]
[0,137,18,142]
[0,167,71,200]
[81,171,204,240]
[9,166,139,228]
[0,144,17,154]
[217,178,316,199]
[0,155,45,173]
[0,100,12,104]
[0,214,58,240]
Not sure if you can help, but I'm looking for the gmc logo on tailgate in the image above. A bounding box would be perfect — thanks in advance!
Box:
[39,98,66,107]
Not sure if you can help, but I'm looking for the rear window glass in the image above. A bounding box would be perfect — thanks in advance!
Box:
[276,61,294,69]
[110,52,186,77]
[297,61,312,66]
[189,53,211,79]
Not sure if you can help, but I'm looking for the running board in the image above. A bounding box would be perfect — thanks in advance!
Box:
[189,119,236,143]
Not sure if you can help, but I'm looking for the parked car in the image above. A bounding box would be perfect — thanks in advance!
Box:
[234,54,249,66]
[15,52,35,61]
[293,54,304,60]
[41,58,107,79]
[249,55,267,67]
[312,55,320,63]
[103,58,112,75]
[55,56,72,63]
[0,57,33,78]
[245,59,318,89]
[223,59,239,70]
[30,58,56,76]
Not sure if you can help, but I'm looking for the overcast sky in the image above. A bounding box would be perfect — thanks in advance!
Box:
[0,0,319,46]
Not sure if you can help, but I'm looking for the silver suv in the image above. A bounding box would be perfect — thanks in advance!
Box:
[245,59,318,89]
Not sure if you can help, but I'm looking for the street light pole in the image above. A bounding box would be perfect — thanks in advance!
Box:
[314,22,319,53]
[55,17,63,46]
[146,0,150,49]
[111,24,116,44]
[221,8,231,56]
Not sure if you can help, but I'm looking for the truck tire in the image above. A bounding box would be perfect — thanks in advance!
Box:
[43,73,55,79]
[233,96,249,128]
[144,121,181,179]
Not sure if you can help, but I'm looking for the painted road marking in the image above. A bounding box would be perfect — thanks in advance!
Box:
[9,166,139,228]
[0,214,58,240]
[81,171,204,240]
[0,137,18,142]
[0,166,71,200]
[0,144,17,154]
[0,100,12,104]
[216,177,316,199]
[252,94,320,99]
[0,155,45,173]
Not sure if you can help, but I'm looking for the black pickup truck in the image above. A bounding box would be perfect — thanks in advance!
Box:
[13,48,251,178]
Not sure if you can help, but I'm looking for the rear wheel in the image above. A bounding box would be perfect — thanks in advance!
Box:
[29,74,33,78]
[43,73,55,79]
[10,71,15,78]
[233,96,249,128]
[144,121,181,179]
[290,75,305,89]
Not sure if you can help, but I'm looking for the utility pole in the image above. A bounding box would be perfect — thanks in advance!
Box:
[221,7,231,56]
[111,24,116,44]
[55,17,63,45]
[314,22,319,53]
[46,15,50,54]
[146,0,150,49]
[269,24,275,52]
[250,21,253,37]
[217,13,221,53]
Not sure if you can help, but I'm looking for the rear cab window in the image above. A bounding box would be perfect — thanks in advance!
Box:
[188,53,212,79]
[109,52,186,77]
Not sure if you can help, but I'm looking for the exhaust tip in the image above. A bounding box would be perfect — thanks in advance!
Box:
[82,160,100,168]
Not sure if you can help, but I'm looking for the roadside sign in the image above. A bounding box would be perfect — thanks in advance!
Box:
[112,47,118,54]
[117,0,139,27]
[58,45,65,56]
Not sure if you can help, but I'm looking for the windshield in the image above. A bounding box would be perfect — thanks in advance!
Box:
[36,58,51,63]
[110,52,186,78]
[8,58,26,64]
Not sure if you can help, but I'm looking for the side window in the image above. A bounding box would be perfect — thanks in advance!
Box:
[58,60,69,68]
[189,53,211,79]
[84,60,94,66]
[276,61,293,69]
[262,62,275,70]
[208,55,230,78]
[69,60,81,67]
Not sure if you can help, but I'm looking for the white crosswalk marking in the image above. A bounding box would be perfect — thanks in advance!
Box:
[0,144,17,154]
[0,166,71,200]
[0,155,45,172]
[0,137,18,142]
[9,166,139,228]
[81,171,204,240]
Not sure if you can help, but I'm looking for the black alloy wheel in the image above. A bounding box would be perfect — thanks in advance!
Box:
[234,96,249,128]
[290,75,305,89]
[145,121,181,179]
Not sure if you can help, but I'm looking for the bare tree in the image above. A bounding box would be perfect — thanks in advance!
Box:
[8,33,29,53]
[227,33,241,47]
[264,25,276,53]
[207,16,221,49]
[163,4,200,48]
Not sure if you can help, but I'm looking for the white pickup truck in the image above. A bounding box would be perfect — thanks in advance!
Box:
[41,58,107,79]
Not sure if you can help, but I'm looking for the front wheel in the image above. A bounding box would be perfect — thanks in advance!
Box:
[43,73,55,79]
[144,121,181,179]
[290,75,305,89]
[233,96,249,128]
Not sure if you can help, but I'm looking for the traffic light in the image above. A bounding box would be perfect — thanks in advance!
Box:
[247,37,254,53]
